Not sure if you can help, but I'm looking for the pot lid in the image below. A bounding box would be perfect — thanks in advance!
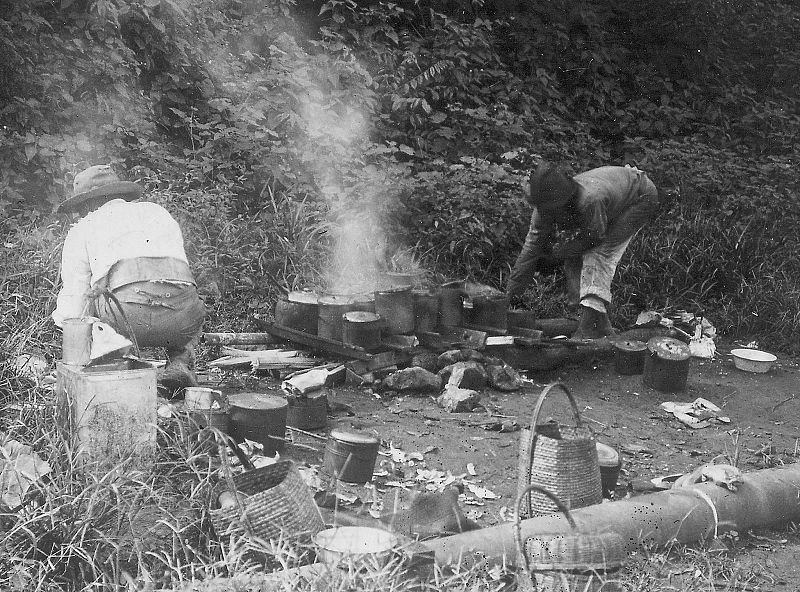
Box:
[412,288,439,297]
[228,392,288,411]
[596,441,620,467]
[287,291,319,304]
[375,285,412,295]
[614,338,647,353]
[647,337,690,361]
[329,429,379,445]
[319,293,375,306]
[342,311,381,323]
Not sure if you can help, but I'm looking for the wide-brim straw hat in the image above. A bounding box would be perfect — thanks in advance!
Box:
[57,164,143,213]
[528,162,578,209]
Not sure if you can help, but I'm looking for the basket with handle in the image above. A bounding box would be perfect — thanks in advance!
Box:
[516,382,602,518]
[514,484,626,592]
[209,457,324,547]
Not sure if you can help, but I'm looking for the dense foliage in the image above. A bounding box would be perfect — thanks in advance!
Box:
[1,0,799,356]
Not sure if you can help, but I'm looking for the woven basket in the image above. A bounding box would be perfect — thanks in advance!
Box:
[517,382,602,518]
[210,460,323,545]
[515,485,626,592]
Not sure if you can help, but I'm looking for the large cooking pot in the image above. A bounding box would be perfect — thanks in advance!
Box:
[228,392,288,456]
[342,311,383,350]
[438,281,465,327]
[374,286,414,335]
[275,291,319,334]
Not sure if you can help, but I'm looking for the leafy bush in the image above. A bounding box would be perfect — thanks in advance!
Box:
[1,0,800,353]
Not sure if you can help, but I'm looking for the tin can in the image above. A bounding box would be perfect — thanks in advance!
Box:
[613,339,647,375]
[643,337,690,392]
[596,442,622,498]
[62,317,93,366]
[324,429,379,483]
[286,391,328,430]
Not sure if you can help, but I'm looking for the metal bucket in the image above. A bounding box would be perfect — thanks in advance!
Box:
[342,311,383,350]
[643,337,690,392]
[614,339,647,375]
[374,286,414,335]
[275,291,319,334]
[228,392,288,455]
[323,429,379,483]
[438,281,464,327]
[412,289,440,334]
[286,391,328,431]
[317,294,375,342]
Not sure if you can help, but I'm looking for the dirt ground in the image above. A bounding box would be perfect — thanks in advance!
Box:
[204,339,800,589]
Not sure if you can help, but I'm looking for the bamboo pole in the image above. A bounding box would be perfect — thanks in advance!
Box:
[422,463,800,566]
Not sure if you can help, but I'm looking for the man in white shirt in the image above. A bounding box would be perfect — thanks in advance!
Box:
[53,165,206,388]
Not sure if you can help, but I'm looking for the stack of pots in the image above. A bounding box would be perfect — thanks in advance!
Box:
[310,276,504,344]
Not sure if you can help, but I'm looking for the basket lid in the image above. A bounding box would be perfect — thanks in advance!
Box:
[596,442,620,467]
[647,337,690,361]
[525,530,627,571]
[329,429,379,446]
[228,392,288,411]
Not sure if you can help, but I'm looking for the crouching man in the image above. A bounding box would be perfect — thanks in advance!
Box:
[52,165,206,388]
[506,162,658,339]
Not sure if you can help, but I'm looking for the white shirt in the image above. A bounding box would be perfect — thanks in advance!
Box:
[52,199,190,327]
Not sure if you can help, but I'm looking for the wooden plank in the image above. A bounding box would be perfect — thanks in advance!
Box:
[259,321,375,360]
[202,332,276,345]
[462,322,507,336]
[485,336,515,346]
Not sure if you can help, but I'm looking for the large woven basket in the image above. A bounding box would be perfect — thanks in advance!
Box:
[517,382,602,518]
[210,460,323,545]
[515,485,625,592]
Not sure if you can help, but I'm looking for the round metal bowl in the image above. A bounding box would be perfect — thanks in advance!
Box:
[312,526,398,568]
[731,348,776,373]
